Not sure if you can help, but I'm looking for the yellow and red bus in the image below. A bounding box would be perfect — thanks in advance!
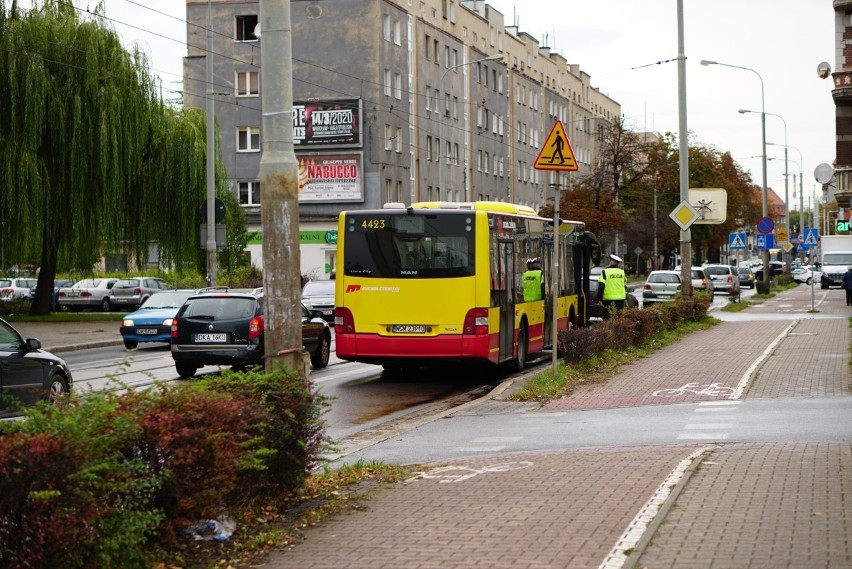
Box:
[333,201,600,372]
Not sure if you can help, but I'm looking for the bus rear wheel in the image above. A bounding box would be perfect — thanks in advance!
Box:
[513,323,528,372]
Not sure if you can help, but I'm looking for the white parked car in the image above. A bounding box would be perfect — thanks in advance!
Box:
[57,278,119,312]
[792,266,821,285]
[0,278,38,302]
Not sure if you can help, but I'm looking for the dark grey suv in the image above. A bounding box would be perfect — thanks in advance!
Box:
[169,290,331,379]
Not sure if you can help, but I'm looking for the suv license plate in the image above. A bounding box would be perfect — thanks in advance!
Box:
[195,333,228,342]
[392,325,427,333]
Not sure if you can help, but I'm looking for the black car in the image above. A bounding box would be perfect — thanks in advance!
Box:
[753,261,786,281]
[25,279,73,311]
[587,277,639,319]
[169,290,331,379]
[0,318,73,417]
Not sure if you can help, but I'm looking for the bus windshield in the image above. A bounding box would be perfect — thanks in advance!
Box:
[343,212,474,278]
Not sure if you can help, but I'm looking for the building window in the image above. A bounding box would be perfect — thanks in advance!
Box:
[235,15,258,42]
[394,72,402,99]
[384,69,392,96]
[425,34,432,60]
[395,180,403,202]
[426,136,433,161]
[238,181,260,206]
[385,125,393,151]
[236,71,259,97]
[477,150,483,172]
[425,86,431,110]
[385,179,393,203]
[452,96,458,119]
[453,143,459,165]
[433,40,439,64]
[383,14,391,41]
[395,127,403,152]
[237,127,260,152]
[394,19,401,45]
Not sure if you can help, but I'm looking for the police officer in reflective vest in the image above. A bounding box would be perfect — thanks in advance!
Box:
[597,254,628,310]
[522,258,545,302]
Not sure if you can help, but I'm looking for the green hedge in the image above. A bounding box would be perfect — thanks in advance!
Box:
[0,367,329,568]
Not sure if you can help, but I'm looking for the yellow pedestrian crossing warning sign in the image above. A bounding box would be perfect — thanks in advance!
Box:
[534,120,579,171]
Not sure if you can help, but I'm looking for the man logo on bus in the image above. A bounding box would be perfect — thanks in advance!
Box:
[345,284,361,293]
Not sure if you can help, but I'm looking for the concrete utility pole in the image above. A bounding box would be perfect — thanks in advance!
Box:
[259,0,307,376]
[676,0,692,297]
[205,0,218,286]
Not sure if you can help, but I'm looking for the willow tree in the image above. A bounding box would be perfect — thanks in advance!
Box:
[0,1,211,314]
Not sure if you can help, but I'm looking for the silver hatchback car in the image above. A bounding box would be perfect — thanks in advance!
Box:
[703,264,741,301]
[110,277,171,310]
[642,270,682,305]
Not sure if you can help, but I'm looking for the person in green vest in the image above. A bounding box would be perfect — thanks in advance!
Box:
[597,254,628,310]
[522,258,545,302]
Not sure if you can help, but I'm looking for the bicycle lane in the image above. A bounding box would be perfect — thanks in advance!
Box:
[540,319,793,412]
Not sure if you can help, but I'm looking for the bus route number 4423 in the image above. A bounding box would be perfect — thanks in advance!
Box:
[393,325,428,334]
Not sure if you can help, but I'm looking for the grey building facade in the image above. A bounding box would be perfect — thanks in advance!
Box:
[183,0,620,276]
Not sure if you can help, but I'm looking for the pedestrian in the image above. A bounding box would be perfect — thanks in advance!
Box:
[522,258,545,302]
[597,254,628,310]
[843,265,852,306]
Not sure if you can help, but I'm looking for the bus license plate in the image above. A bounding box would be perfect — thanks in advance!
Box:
[195,333,228,342]
[392,325,427,334]
[137,328,157,335]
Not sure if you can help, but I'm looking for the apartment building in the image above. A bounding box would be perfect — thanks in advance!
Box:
[183,0,620,275]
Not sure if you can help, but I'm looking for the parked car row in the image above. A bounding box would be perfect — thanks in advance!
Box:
[642,264,742,305]
[56,276,170,312]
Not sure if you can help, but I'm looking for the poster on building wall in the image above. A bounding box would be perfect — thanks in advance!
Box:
[298,153,364,202]
[293,99,362,148]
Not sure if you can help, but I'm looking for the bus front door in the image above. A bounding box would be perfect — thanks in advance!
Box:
[496,241,515,362]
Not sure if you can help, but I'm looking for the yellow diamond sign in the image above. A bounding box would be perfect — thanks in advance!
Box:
[669,200,700,231]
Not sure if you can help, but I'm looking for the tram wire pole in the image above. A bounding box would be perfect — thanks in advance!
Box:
[551,173,562,377]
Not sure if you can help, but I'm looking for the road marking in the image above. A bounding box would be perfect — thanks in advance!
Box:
[698,400,741,407]
[677,433,729,440]
[407,461,533,483]
[599,447,710,569]
[456,446,508,452]
[683,423,733,429]
[471,436,522,443]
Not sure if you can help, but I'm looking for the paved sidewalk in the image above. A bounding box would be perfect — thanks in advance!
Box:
[262,284,852,569]
[13,319,123,353]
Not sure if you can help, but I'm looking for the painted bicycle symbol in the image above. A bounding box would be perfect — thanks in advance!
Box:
[406,461,534,483]
[652,382,735,397]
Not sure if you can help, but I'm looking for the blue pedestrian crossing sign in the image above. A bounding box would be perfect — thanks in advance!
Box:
[729,232,747,250]
[755,233,775,250]
[802,227,819,249]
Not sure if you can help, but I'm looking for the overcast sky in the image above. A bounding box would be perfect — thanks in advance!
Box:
[20,1,837,213]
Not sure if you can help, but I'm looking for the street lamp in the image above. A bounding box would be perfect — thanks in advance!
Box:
[438,54,502,199]
[770,143,804,230]
[742,109,790,264]
[701,59,769,284]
